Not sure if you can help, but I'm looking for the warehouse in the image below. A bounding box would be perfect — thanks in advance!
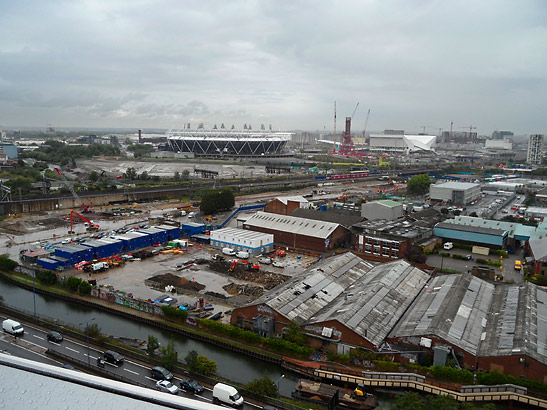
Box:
[388,274,547,382]
[242,211,350,252]
[429,181,481,205]
[231,252,430,352]
[368,134,436,155]
[209,227,274,256]
[433,221,508,249]
[264,195,310,216]
[361,200,403,221]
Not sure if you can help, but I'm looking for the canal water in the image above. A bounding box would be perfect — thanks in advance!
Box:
[0,277,395,408]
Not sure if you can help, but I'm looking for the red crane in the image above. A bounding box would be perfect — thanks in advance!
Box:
[68,210,100,234]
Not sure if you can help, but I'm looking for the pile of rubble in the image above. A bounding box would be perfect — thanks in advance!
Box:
[203,259,289,289]
[223,283,264,297]
[145,272,205,292]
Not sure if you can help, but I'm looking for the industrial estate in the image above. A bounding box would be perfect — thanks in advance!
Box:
[0,120,546,409]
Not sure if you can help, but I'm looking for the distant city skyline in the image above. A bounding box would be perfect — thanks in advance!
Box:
[0,1,545,135]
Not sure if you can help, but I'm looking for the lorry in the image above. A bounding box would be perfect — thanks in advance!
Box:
[212,383,244,407]
[2,319,24,336]
[91,261,109,273]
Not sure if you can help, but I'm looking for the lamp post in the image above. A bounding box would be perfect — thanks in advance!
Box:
[79,318,95,367]
[32,269,36,318]
[275,374,285,410]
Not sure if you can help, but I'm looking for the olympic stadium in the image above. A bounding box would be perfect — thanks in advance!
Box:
[167,126,293,158]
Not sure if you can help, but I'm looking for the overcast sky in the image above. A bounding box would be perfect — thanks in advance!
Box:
[0,1,546,135]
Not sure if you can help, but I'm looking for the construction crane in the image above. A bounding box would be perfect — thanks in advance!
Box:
[54,167,93,211]
[362,109,371,139]
[458,125,477,143]
[338,102,359,156]
[68,209,100,234]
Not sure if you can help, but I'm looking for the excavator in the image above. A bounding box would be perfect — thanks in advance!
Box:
[230,260,260,272]
[68,209,100,234]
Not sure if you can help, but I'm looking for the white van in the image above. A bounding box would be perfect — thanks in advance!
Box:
[443,242,454,250]
[235,251,249,259]
[2,319,24,336]
[222,247,236,256]
[188,212,195,218]
[212,383,244,407]
[180,210,187,216]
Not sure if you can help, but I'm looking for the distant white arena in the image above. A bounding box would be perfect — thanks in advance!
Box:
[167,127,293,157]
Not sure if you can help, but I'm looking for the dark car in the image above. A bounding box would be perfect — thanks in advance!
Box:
[180,379,204,394]
[103,350,124,365]
[47,331,63,343]
[151,366,173,381]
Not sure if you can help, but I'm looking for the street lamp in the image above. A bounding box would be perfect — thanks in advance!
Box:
[32,270,36,318]
[275,374,285,410]
[79,318,96,367]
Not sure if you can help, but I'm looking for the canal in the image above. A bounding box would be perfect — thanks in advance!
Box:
[0,277,395,408]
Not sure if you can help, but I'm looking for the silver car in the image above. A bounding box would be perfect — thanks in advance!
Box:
[157,380,179,395]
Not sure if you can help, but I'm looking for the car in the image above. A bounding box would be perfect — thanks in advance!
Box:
[443,242,454,250]
[61,238,71,244]
[258,257,272,264]
[156,380,179,395]
[514,260,523,271]
[103,350,124,365]
[61,363,75,370]
[180,379,204,394]
[465,254,473,260]
[150,366,173,381]
[46,331,63,343]
[272,261,285,268]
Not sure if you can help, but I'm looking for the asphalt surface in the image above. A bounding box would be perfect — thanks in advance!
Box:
[0,314,262,410]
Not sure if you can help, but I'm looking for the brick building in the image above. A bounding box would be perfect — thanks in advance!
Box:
[263,195,310,215]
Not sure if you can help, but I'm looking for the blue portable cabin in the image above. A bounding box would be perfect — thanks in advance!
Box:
[138,228,162,246]
[81,240,110,259]
[54,244,94,264]
[156,224,181,240]
[149,227,169,243]
[124,231,150,249]
[37,258,60,271]
[97,238,124,255]
[49,255,71,267]
[181,222,207,236]
[111,235,133,252]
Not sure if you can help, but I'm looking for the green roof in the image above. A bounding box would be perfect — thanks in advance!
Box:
[376,200,402,208]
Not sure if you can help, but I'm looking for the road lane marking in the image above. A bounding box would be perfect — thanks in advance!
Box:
[33,335,44,341]
[124,368,140,375]
[65,347,79,353]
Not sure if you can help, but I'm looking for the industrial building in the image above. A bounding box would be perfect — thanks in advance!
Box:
[353,210,443,259]
[434,216,547,250]
[429,181,481,205]
[535,187,547,207]
[528,240,547,277]
[361,200,403,221]
[231,252,429,353]
[209,227,274,256]
[264,195,310,216]
[389,275,547,382]
[368,134,436,155]
[242,211,350,252]
[167,126,293,158]
[527,134,544,165]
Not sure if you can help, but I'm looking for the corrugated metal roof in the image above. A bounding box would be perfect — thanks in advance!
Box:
[210,227,273,241]
[435,221,507,237]
[244,211,341,239]
[450,216,547,241]
[432,181,480,190]
[275,195,309,205]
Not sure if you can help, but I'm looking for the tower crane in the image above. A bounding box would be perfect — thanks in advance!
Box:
[54,167,93,212]
[362,109,371,139]
[458,125,477,143]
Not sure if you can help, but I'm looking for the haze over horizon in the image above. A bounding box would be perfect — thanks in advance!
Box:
[0,1,545,135]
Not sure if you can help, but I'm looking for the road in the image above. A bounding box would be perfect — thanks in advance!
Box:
[0,314,262,410]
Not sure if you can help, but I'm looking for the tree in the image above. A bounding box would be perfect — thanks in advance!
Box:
[245,374,277,397]
[124,167,137,181]
[146,335,160,356]
[86,323,102,339]
[407,174,431,196]
[185,349,217,376]
[200,188,235,214]
[0,257,18,271]
[78,280,92,295]
[139,171,149,180]
[89,170,100,182]
[66,276,82,292]
[469,211,478,217]
[174,171,180,181]
[159,341,178,370]
[284,321,306,345]
[181,169,190,180]
[394,392,426,410]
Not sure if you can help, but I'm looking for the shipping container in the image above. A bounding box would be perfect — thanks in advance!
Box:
[156,224,181,240]
[124,231,150,249]
[36,258,61,271]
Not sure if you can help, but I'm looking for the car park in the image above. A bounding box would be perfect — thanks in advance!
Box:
[103,350,124,365]
[47,331,63,343]
[150,366,173,381]
[180,379,204,394]
[156,380,179,395]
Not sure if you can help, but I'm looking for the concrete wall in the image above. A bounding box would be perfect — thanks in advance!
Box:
[361,202,403,220]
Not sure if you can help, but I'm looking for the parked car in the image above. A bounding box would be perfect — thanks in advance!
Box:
[514,260,523,271]
[258,257,272,264]
[150,366,173,381]
[46,331,63,343]
[443,242,454,250]
[156,380,179,395]
[272,261,285,268]
[465,254,473,260]
[103,350,124,365]
[180,379,204,394]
